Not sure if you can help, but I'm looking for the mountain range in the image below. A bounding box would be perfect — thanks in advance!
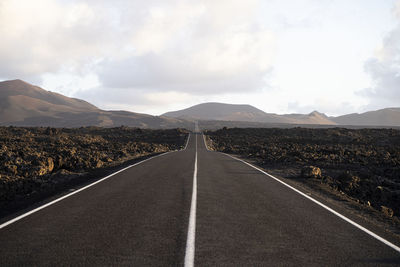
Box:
[163,103,335,125]
[1,79,399,128]
[163,102,400,127]
[0,80,188,128]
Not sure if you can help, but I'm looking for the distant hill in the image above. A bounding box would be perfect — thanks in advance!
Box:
[164,102,274,121]
[284,111,335,125]
[0,79,189,128]
[331,108,400,126]
[164,102,400,127]
[2,80,399,128]
[163,102,336,125]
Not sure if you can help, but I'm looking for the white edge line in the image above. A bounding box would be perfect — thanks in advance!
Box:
[183,133,191,150]
[0,139,189,230]
[202,134,210,151]
[185,134,197,267]
[223,152,400,254]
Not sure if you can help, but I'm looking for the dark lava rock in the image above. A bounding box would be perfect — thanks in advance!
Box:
[205,127,400,218]
[381,206,394,217]
[301,166,322,179]
[0,126,189,211]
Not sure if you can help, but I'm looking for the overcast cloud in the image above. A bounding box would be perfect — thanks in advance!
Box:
[0,0,399,115]
[0,0,115,79]
[360,2,400,109]
[97,0,275,96]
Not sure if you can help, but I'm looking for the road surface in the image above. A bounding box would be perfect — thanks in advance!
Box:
[0,132,399,266]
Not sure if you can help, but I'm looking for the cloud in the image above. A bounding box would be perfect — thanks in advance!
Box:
[74,85,194,115]
[97,0,275,94]
[0,0,116,80]
[360,1,400,109]
[0,0,275,96]
[395,0,400,18]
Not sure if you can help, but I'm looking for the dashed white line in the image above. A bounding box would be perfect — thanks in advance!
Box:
[185,133,198,267]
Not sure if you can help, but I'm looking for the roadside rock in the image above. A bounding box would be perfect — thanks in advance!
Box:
[0,126,189,210]
[337,171,361,192]
[206,127,400,218]
[381,206,394,217]
[5,164,18,175]
[301,166,322,179]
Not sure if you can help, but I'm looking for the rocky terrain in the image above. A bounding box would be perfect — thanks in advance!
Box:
[205,127,400,219]
[0,126,188,215]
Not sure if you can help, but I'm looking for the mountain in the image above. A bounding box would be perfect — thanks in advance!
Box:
[164,102,274,121]
[0,79,188,128]
[331,108,400,126]
[284,111,335,125]
[164,103,400,127]
[0,79,98,123]
[163,103,336,125]
[2,80,399,128]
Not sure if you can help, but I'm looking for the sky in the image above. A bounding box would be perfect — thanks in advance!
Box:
[0,0,399,116]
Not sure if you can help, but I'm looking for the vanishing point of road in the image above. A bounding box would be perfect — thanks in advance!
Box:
[0,131,399,266]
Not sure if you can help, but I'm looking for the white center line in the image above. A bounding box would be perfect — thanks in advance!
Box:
[0,133,193,230]
[185,133,198,267]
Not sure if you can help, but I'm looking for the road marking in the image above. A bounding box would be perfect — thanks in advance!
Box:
[223,152,400,254]
[185,134,198,267]
[1,134,193,229]
[0,150,176,230]
[202,134,210,151]
[184,133,191,150]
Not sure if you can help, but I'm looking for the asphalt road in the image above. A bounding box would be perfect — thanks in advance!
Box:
[0,132,399,266]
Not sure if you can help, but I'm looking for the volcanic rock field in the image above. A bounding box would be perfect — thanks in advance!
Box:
[205,127,400,218]
[0,126,188,214]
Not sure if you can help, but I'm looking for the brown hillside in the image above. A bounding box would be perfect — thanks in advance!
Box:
[0,80,189,128]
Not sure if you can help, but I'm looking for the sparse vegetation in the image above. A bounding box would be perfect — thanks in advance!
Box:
[205,127,400,218]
